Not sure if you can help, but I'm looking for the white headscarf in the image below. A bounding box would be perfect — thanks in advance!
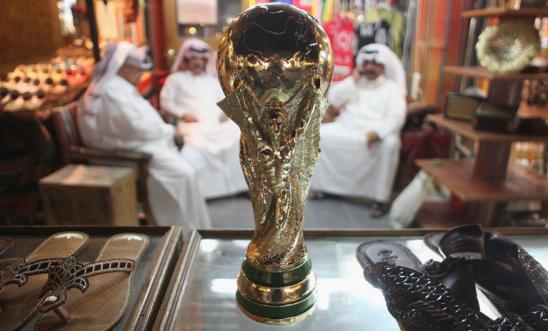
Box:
[355,44,407,96]
[84,41,151,115]
[171,38,216,75]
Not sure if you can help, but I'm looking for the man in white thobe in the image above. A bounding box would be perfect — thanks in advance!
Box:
[311,44,406,217]
[78,42,211,235]
[160,38,247,199]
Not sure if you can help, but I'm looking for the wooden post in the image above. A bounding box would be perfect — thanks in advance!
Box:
[466,201,506,226]
[488,80,523,107]
[85,0,101,62]
[148,0,167,71]
[473,141,512,180]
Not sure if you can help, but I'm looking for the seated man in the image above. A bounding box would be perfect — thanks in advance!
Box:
[311,44,407,217]
[160,38,247,199]
[78,42,210,235]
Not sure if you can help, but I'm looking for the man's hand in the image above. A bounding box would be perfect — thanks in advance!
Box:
[180,114,198,123]
[323,105,340,123]
[366,131,380,148]
[174,133,184,151]
[352,68,361,82]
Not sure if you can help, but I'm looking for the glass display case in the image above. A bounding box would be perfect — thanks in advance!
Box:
[154,228,548,331]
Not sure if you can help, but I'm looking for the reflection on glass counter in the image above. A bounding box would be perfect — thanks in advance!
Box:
[156,231,548,330]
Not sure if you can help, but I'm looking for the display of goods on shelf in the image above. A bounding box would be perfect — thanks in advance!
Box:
[0,56,93,112]
[525,79,547,106]
[472,101,519,133]
[511,0,546,8]
[512,142,546,177]
[476,20,540,74]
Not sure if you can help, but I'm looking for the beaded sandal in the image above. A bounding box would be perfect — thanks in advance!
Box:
[34,233,149,331]
[0,232,89,331]
[356,240,533,330]
[424,224,548,330]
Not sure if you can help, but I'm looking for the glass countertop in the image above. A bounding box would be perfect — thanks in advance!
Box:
[166,234,548,331]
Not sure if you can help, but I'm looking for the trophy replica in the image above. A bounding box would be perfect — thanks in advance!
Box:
[216,3,333,324]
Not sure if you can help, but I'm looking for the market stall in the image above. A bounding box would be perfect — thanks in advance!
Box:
[0,1,547,330]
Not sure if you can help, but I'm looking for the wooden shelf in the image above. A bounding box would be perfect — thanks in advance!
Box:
[443,66,548,80]
[518,103,548,121]
[427,114,548,143]
[416,202,469,228]
[416,158,548,202]
[461,7,548,18]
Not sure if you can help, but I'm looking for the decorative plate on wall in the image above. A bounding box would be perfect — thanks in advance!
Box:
[476,20,540,74]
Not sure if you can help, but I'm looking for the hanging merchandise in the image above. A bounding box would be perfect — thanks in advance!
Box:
[293,0,313,13]
[322,0,335,22]
[94,0,122,40]
[323,15,355,81]
[311,0,324,21]
[176,0,218,25]
[355,5,405,58]
[250,0,272,5]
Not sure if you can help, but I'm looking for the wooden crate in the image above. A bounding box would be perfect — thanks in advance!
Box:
[39,165,138,226]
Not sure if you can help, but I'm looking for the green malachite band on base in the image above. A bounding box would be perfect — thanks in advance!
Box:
[236,290,316,321]
[241,259,312,287]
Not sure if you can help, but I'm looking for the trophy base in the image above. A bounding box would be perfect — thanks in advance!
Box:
[237,294,316,325]
[236,259,316,324]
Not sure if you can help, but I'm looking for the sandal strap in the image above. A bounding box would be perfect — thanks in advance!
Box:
[517,247,548,304]
[439,224,485,260]
[0,258,64,290]
[37,256,134,313]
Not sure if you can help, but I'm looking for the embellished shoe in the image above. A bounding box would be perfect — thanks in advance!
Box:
[0,232,89,331]
[34,233,149,331]
[356,240,532,331]
[424,224,548,329]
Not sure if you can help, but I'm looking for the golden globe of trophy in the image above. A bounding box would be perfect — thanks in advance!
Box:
[216,3,333,325]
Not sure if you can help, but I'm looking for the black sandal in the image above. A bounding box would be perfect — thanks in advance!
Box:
[424,225,548,329]
[356,240,531,330]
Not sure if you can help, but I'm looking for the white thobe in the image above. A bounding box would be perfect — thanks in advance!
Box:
[160,71,247,199]
[311,75,406,202]
[78,75,211,234]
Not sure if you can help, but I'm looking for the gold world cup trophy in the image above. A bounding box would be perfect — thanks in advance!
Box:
[216,3,333,325]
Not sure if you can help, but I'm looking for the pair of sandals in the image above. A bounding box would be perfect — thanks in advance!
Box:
[0,232,149,331]
[357,225,548,331]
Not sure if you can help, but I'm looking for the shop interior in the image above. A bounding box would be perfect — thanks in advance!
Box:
[0,0,547,330]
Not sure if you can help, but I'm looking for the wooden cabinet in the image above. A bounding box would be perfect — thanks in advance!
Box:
[416,115,548,226]
[416,7,547,227]
[443,66,548,81]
